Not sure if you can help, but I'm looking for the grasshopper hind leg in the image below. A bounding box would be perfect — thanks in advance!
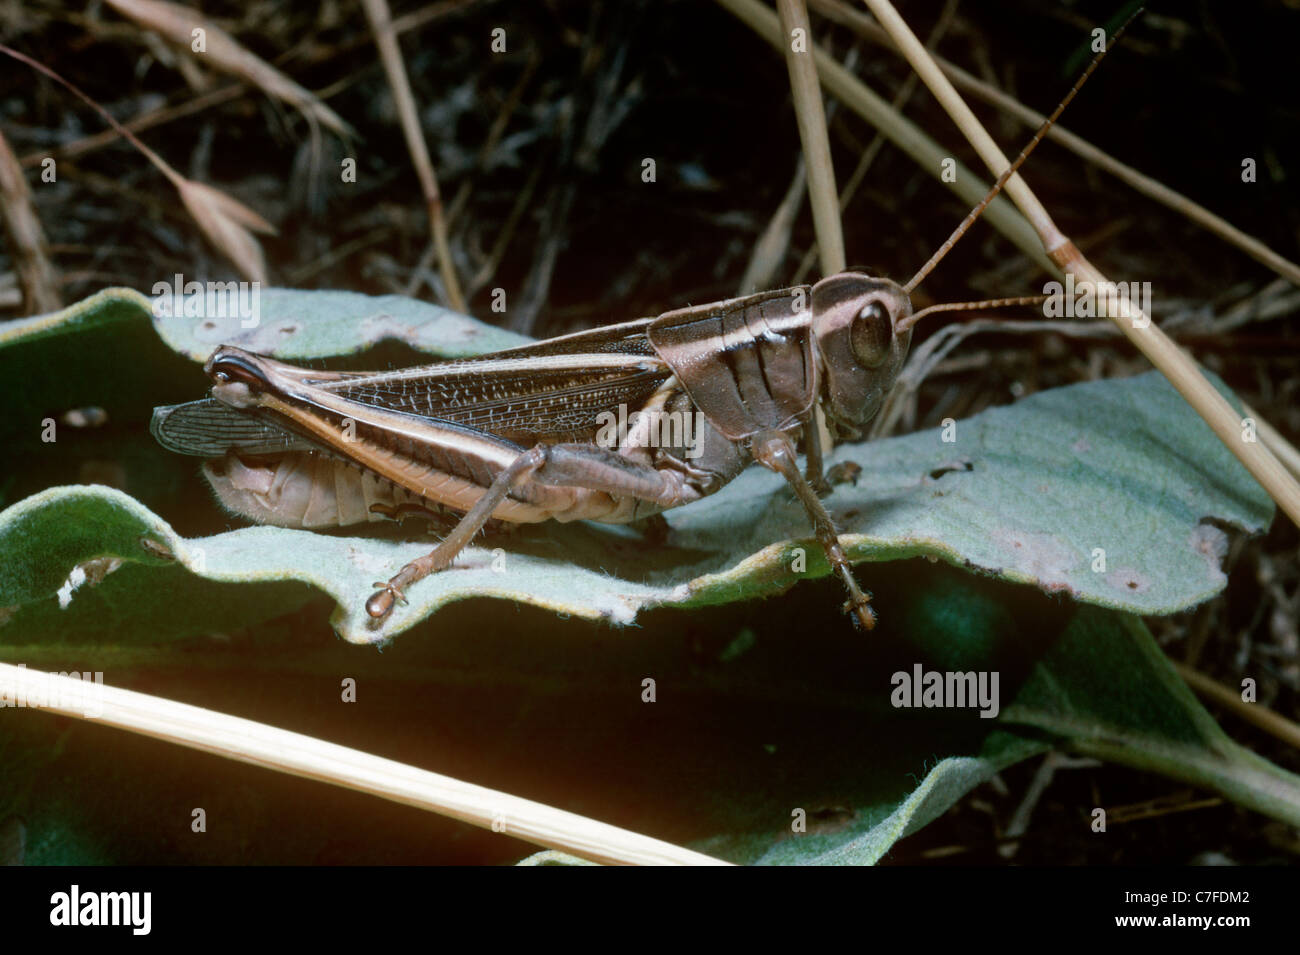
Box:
[367,442,688,623]
[366,445,551,621]
[751,430,876,630]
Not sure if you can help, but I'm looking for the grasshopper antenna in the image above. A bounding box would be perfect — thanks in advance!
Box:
[903,9,1144,295]
[896,294,1051,333]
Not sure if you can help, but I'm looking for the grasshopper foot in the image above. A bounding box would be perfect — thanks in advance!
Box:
[842,594,877,630]
[366,581,408,620]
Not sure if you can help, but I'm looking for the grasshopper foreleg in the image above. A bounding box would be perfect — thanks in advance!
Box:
[751,430,875,630]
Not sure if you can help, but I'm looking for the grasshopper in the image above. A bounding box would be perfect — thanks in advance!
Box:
[151,37,1117,630]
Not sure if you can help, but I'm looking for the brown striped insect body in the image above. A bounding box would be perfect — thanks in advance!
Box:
[157,271,914,627]
[153,32,1122,629]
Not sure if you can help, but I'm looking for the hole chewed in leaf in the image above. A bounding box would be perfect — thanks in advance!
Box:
[56,557,124,608]
[927,459,974,482]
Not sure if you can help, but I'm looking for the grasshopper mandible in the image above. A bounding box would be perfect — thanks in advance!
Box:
[151,36,1115,631]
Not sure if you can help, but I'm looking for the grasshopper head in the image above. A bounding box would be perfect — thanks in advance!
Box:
[810,272,912,432]
[205,345,274,409]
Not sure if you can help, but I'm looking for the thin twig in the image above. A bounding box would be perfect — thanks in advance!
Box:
[1241,403,1300,484]
[103,0,353,138]
[0,43,273,282]
[792,0,959,285]
[738,158,806,294]
[20,84,246,168]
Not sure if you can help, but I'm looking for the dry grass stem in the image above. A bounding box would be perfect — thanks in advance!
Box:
[0,126,61,314]
[792,0,959,285]
[19,84,246,168]
[1175,662,1300,754]
[0,43,274,282]
[361,0,466,312]
[738,157,806,294]
[173,178,274,283]
[715,0,1055,276]
[775,0,845,275]
[0,663,730,866]
[1241,403,1300,484]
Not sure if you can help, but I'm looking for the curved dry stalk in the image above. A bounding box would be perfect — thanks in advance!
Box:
[860,0,1300,530]
[714,0,1056,276]
[0,43,273,283]
[776,0,845,275]
[360,0,465,312]
[0,662,729,866]
[103,0,353,138]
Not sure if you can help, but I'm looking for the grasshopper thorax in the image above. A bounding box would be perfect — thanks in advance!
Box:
[810,272,912,432]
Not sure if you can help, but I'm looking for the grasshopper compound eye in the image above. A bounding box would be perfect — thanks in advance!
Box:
[850,301,892,369]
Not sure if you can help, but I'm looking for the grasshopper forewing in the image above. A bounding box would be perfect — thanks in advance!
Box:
[153,29,1127,630]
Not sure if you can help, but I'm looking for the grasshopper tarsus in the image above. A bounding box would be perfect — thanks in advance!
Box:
[366,585,400,620]
[844,599,877,631]
[364,589,392,621]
